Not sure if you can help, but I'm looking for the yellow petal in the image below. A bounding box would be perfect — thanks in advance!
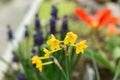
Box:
[46,34,60,51]
[43,48,50,57]
[64,32,78,45]
[75,40,88,54]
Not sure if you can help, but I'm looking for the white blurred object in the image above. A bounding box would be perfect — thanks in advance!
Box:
[106,2,120,17]
[84,64,95,80]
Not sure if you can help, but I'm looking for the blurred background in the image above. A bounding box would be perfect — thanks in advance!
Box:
[0,0,120,80]
[0,0,32,55]
[0,0,120,56]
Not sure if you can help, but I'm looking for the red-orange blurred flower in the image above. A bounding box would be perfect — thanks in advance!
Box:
[74,8,118,29]
[106,24,118,36]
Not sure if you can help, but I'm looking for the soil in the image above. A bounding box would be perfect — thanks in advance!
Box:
[98,67,114,80]
[74,58,114,80]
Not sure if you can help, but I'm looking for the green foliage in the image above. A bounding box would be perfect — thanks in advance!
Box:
[84,49,113,71]
[113,47,120,61]
[68,20,91,36]
[38,0,76,19]
[104,36,119,52]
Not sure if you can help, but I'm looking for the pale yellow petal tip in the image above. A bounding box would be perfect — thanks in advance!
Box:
[38,68,42,72]
[51,34,55,38]
[43,48,47,51]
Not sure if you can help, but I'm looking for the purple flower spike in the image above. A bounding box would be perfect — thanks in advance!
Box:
[51,5,58,20]
[31,48,36,54]
[7,25,13,41]
[61,16,68,33]
[12,55,19,63]
[17,73,26,80]
[24,25,29,38]
[35,14,41,31]
[50,16,56,34]
[31,48,39,56]
[33,31,44,46]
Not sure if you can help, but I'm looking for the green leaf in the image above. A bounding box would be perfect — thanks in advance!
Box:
[84,49,113,71]
[94,51,113,71]
[113,47,120,61]
[104,36,119,52]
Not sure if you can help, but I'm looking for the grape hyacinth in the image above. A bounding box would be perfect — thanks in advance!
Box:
[61,16,68,33]
[24,25,29,38]
[60,16,69,40]
[35,14,41,31]
[50,16,56,34]
[7,25,14,41]
[17,73,26,80]
[51,5,58,20]
[12,54,19,63]
[33,31,44,46]
[31,48,39,57]
[32,48,36,54]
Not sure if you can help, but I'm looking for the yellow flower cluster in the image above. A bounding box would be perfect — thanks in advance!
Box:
[44,32,88,57]
[32,32,88,72]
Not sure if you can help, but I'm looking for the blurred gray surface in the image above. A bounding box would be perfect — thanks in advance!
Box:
[0,0,32,55]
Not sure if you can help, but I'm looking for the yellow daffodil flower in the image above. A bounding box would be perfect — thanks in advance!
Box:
[47,34,61,50]
[64,32,78,45]
[31,56,53,72]
[36,61,43,72]
[75,40,88,54]
[32,56,40,64]
[43,48,51,57]
[32,56,43,72]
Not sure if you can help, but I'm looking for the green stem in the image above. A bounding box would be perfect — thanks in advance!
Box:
[66,56,70,80]
[51,56,67,80]
[113,60,120,80]
[91,51,100,80]
[69,49,72,80]
[72,54,81,69]
[61,68,67,80]
[92,34,101,51]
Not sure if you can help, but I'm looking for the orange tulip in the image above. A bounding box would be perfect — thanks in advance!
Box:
[106,24,118,36]
[74,8,118,29]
